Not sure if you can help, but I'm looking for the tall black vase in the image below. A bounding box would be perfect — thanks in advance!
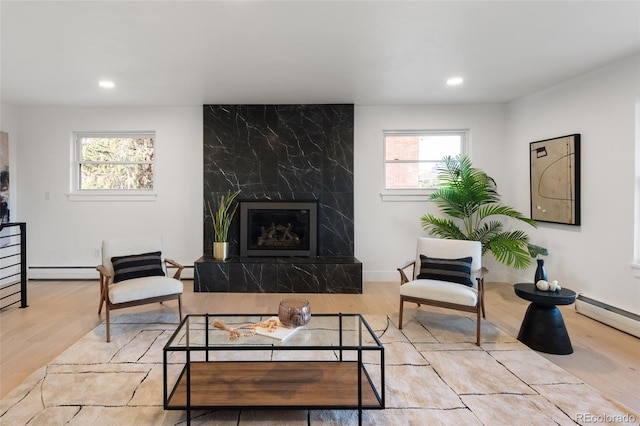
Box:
[534,258,547,283]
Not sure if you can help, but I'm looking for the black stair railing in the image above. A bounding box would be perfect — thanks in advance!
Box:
[0,222,27,309]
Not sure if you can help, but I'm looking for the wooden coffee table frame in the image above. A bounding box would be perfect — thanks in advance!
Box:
[163,313,385,425]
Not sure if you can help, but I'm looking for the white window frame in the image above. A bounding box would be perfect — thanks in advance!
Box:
[380,129,469,202]
[632,97,640,277]
[68,131,158,202]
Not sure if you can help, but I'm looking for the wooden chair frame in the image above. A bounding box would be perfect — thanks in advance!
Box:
[97,258,184,342]
[398,259,488,346]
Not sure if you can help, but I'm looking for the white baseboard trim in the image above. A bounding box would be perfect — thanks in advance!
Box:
[575,295,640,338]
[362,269,522,284]
[28,266,195,280]
[28,267,98,280]
[363,270,402,283]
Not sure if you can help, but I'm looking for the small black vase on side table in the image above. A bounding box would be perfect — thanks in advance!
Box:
[534,258,547,283]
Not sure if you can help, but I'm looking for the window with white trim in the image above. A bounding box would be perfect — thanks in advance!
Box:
[383,130,468,191]
[70,132,157,200]
[633,97,640,276]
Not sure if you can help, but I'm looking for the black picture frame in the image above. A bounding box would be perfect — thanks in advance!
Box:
[529,134,581,226]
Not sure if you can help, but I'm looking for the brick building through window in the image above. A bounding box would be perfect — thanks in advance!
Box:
[384,131,466,190]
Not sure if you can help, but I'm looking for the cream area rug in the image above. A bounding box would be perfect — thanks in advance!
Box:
[1,310,638,425]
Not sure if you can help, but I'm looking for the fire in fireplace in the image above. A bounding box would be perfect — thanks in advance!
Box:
[240,201,318,257]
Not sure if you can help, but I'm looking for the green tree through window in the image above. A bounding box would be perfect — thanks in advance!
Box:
[74,133,155,191]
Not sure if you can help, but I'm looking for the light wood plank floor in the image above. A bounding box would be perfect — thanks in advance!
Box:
[1,280,638,414]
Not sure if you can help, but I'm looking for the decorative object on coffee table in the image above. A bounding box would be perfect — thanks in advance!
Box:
[253,316,301,342]
[207,189,241,260]
[211,317,278,340]
[278,298,311,327]
[210,316,301,342]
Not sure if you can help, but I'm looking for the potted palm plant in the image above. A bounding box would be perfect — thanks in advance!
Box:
[207,189,241,260]
[420,155,539,269]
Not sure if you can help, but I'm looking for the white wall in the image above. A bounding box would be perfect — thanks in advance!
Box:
[354,104,512,282]
[504,54,640,314]
[14,102,516,283]
[15,107,203,278]
[8,54,639,317]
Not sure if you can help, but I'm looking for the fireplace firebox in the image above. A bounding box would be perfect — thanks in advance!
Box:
[240,201,318,257]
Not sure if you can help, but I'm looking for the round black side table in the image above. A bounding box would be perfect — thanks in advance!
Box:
[514,283,577,355]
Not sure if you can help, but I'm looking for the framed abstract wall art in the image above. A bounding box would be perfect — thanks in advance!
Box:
[529,134,580,226]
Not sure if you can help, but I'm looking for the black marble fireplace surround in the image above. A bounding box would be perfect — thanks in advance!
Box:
[195,104,362,293]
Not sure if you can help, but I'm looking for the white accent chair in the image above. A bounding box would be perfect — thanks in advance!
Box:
[97,237,184,342]
[398,237,488,346]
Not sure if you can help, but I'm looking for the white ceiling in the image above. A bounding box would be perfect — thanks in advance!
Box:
[1,1,639,107]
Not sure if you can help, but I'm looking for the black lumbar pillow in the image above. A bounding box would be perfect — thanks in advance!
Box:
[417,255,473,287]
[111,251,165,283]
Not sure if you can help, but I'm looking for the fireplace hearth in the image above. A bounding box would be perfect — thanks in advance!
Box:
[240,201,317,257]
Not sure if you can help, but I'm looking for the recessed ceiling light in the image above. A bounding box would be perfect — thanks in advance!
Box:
[99,80,115,88]
[446,77,463,86]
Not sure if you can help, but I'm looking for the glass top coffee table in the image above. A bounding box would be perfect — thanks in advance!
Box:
[163,313,385,425]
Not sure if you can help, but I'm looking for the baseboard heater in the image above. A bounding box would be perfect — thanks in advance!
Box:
[28,266,194,280]
[575,294,640,338]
